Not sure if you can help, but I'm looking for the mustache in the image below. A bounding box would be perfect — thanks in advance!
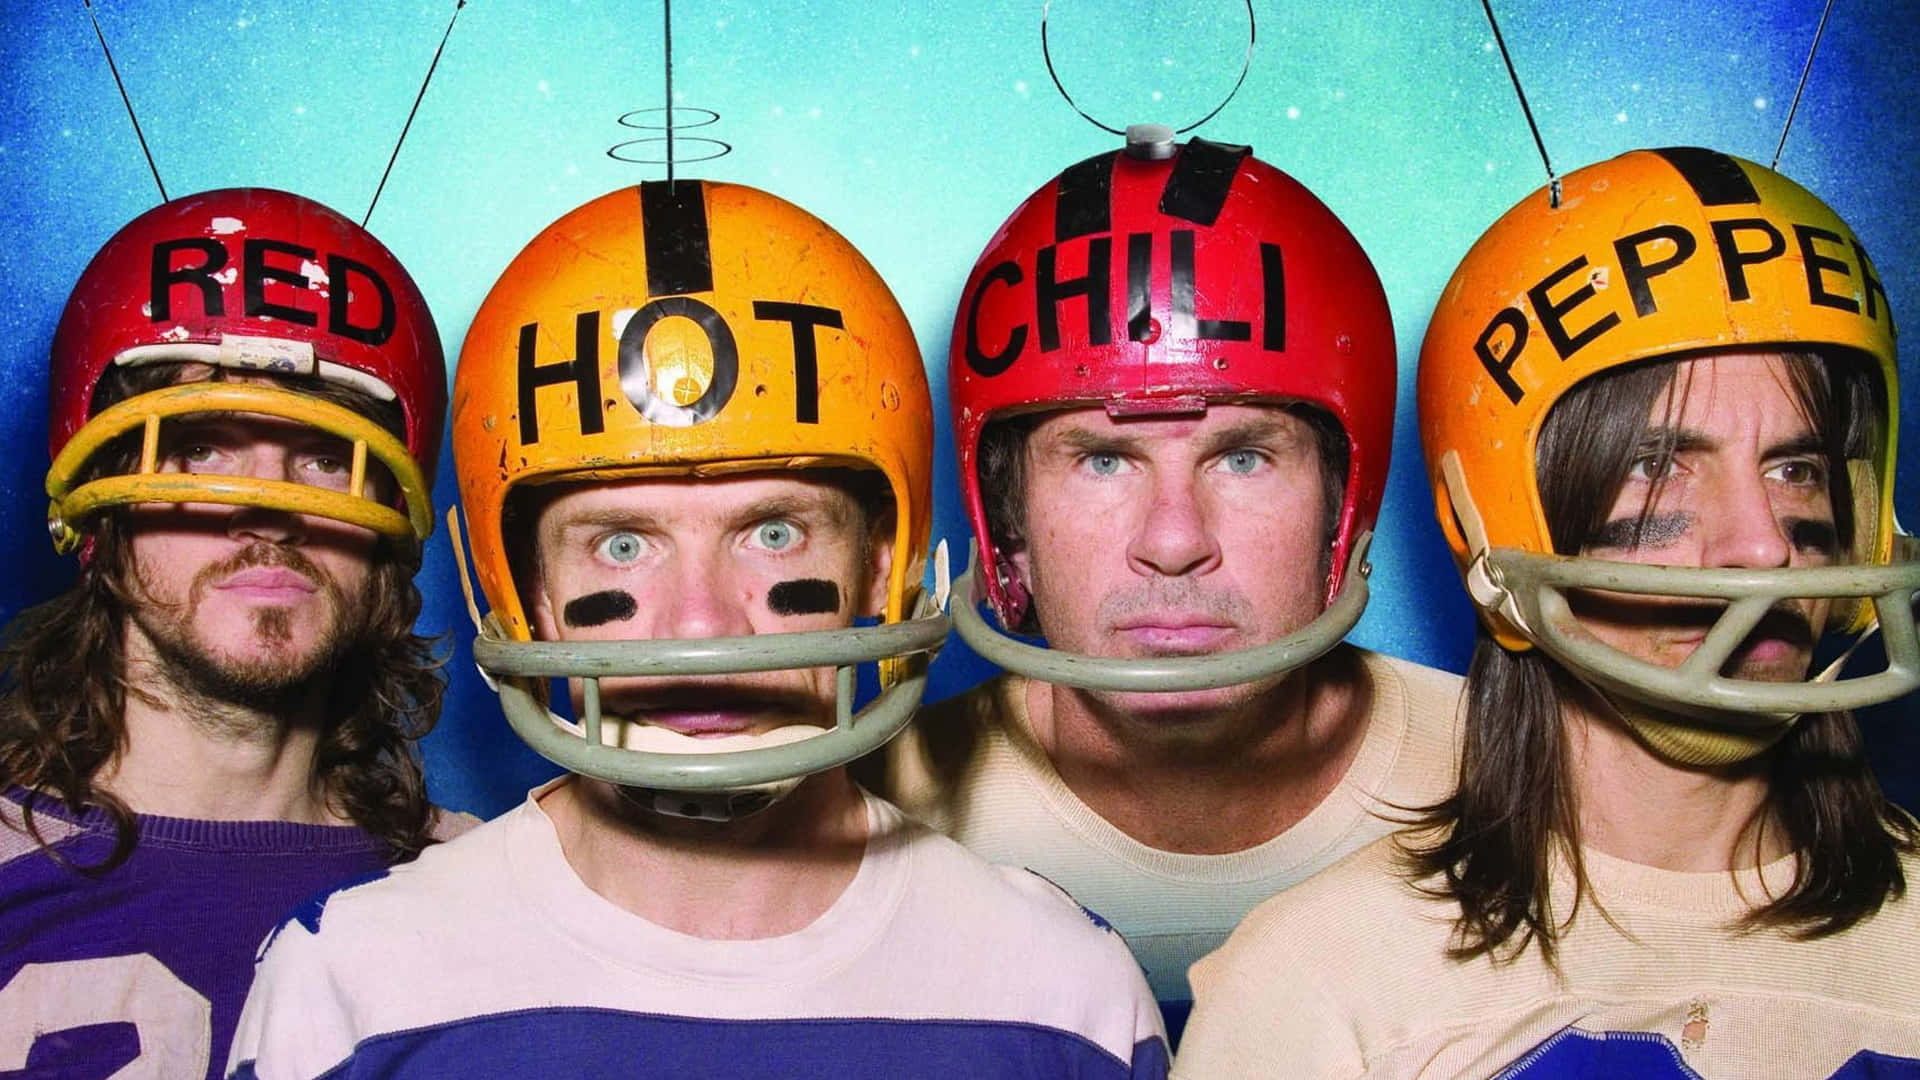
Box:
[1568,592,1817,644]
[1093,581,1251,626]
[182,542,325,608]
[202,540,323,583]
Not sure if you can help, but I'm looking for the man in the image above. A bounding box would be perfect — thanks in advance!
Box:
[1178,148,1920,1078]
[865,127,1465,1039]
[228,180,1168,1079]
[0,188,460,1080]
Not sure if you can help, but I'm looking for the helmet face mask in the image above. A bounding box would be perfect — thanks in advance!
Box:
[1419,148,1918,752]
[452,181,944,814]
[46,188,446,553]
[947,133,1395,691]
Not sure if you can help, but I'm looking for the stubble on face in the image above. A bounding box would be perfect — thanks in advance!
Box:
[129,541,370,725]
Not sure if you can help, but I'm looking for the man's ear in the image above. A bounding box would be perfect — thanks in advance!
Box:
[526,559,558,639]
[1003,534,1032,593]
[860,512,896,619]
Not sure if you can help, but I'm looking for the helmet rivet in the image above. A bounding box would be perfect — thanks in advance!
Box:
[880,382,901,410]
[1335,334,1353,353]
[1074,363,1090,378]
[1141,317,1162,345]
[1212,356,1229,370]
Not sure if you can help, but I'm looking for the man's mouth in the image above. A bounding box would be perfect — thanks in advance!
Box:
[603,683,816,737]
[214,567,318,600]
[1110,619,1236,654]
[623,711,761,738]
[1649,605,1818,676]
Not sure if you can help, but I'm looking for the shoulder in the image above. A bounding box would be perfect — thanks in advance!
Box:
[872,808,1167,1067]
[868,676,1023,817]
[1178,835,1458,1079]
[1196,833,1454,996]
[1354,648,1465,761]
[1355,648,1465,714]
[881,802,1144,969]
[426,805,484,842]
[259,805,517,954]
[0,789,98,871]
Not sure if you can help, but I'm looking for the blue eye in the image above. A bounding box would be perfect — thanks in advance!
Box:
[754,520,798,551]
[1220,449,1263,475]
[599,532,645,563]
[1086,453,1122,477]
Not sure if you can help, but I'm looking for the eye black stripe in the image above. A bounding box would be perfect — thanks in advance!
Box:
[1054,151,1118,242]
[1159,139,1251,226]
[639,180,713,296]
[1650,147,1762,207]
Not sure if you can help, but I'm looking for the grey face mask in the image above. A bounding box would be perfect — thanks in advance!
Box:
[951,533,1371,693]
[476,597,949,820]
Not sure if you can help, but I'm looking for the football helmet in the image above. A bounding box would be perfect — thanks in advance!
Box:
[1419,147,1916,748]
[948,127,1395,690]
[452,180,944,815]
[46,188,445,552]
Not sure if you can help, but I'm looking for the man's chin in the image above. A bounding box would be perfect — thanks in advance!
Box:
[1080,681,1273,727]
[157,628,347,709]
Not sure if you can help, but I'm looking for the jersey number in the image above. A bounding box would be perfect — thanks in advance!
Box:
[0,955,211,1079]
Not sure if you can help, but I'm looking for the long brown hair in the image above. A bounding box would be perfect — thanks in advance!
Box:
[1406,350,1918,963]
[0,364,447,867]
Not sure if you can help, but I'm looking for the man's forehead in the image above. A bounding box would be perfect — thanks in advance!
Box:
[1657,351,1811,412]
[534,471,855,528]
[1027,400,1313,445]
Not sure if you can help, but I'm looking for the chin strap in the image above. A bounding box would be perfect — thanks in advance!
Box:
[575,721,832,822]
[1570,670,1796,768]
[1441,451,1535,642]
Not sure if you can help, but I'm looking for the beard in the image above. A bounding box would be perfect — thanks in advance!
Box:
[131,542,371,715]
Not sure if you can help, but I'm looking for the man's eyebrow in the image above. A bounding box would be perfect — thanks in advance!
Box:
[1043,425,1147,456]
[553,494,852,532]
[1763,432,1827,460]
[547,505,660,533]
[1634,426,1716,454]
[1633,427,1827,461]
[1197,416,1309,457]
[730,492,854,529]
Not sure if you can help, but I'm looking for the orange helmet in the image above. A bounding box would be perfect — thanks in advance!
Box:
[1419,147,1915,724]
[452,181,941,805]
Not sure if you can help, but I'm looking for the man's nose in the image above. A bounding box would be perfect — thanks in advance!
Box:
[225,445,309,544]
[647,549,757,640]
[1699,468,1794,570]
[1126,469,1222,578]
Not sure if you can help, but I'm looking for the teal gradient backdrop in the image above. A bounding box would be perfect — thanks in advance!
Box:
[2,0,1914,817]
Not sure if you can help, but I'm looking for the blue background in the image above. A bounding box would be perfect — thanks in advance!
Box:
[2,0,1914,817]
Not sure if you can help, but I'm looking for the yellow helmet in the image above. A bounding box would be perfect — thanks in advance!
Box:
[452,181,942,808]
[1419,147,1915,726]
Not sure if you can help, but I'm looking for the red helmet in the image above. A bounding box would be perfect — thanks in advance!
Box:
[951,132,1395,630]
[46,188,446,551]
